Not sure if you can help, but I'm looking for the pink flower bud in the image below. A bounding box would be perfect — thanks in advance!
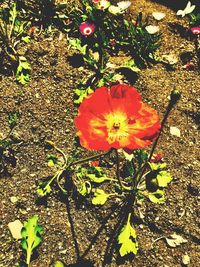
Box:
[191,27,200,35]
[79,22,96,36]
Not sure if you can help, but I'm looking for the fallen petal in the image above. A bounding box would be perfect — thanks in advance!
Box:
[170,126,181,137]
[8,220,23,239]
[152,12,166,21]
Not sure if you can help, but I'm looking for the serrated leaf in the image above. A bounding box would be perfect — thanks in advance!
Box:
[92,189,110,205]
[156,171,172,187]
[16,58,31,85]
[148,189,165,204]
[118,216,138,256]
[165,233,187,247]
[9,3,17,21]
[21,215,43,265]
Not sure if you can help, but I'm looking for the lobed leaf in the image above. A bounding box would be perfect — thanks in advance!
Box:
[165,233,187,247]
[118,218,138,256]
[21,215,43,265]
[92,189,110,205]
[156,171,172,187]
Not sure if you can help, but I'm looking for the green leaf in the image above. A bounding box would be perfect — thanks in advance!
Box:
[156,171,172,187]
[21,215,43,265]
[16,73,30,85]
[149,162,167,170]
[135,149,148,166]
[52,260,65,267]
[118,59,141,73]
[87,173,108,183]
[74,87,93,104]
[118,215,138,257]
[22,36,31,43]
[16,57,31,85]
[78,181,91,196]
[69,38,87,55]
[92,189,110,205]
[47,154,58,167]
[9,3,17,21]
[37,182,51,197]
[8,111,19,128]
[148,189,165,204]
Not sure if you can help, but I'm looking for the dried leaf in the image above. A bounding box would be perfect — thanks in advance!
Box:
[165,233,187,247]
[182,254,190,265]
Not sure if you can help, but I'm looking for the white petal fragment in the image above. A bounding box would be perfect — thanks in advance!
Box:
[8,220,23,239]
[170,126,181,137]
[145,25,160,34]
[152,12,166,21]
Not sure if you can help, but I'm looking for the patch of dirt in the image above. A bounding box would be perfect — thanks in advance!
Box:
[0,0,199,266]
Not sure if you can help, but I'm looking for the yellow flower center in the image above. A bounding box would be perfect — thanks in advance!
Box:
[105,111,129,144]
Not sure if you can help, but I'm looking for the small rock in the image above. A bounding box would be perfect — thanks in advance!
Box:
[170,126,181,137]
[162,54,178,65]
[8,220,23,239]
[182,254,190,265]
[10,196,19,204]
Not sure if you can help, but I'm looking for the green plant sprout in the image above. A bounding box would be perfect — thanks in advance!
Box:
[0,110,19,176]
[37,89,180,257]
[66,1,161,104]
[19,0,68,30]
[18,215,43,267]
[0,2,31,84]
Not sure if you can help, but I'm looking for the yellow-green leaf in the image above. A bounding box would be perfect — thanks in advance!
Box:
[118,216,138,257]
[156,171,172,187]
[92,189,110,205]
[52,260,65,267]
[148,189,165,204]
[149,162,167,170]
[79,181,91,196]
[87,173,108,183]
[21,215,43,265]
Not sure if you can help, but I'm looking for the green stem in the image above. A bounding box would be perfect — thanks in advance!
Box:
[8,5,17,41]
[45,146,113,192]
[115,149,132,191]
[68,149,112,168]
[127,212,131,224]
[135,90,181,186]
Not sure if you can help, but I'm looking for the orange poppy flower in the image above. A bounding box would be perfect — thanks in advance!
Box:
[74,84,160,151]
